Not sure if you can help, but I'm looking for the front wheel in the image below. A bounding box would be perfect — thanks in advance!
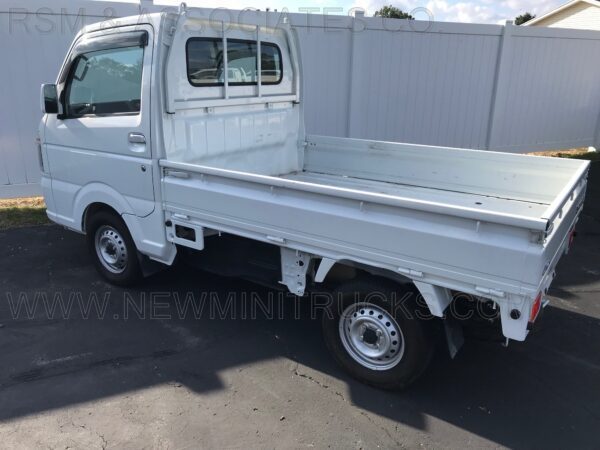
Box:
[321,280,434,390]
[86,210,142,286]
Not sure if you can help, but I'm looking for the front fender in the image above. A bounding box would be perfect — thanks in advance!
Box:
[72,182,137,232]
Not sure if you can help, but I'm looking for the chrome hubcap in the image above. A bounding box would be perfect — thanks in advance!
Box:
[95,225,128,274]
[339,303,405,370]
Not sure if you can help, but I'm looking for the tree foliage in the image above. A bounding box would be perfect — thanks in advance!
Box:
[515,12,536,25]
[374,5,414,20]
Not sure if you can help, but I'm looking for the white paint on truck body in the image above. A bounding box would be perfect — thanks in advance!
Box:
[39,10,590,342]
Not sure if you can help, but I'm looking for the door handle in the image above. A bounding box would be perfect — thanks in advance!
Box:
[128,132,146,144]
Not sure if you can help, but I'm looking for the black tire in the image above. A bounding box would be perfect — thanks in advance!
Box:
[85,210,142,286]
[321,279,434,390]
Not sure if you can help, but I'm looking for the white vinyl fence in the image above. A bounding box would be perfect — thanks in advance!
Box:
[297,13,600,152]
[1,1,600,198]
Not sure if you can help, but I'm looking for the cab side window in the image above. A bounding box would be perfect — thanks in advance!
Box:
[65,46,144,117]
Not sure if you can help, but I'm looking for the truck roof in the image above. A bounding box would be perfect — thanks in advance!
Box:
[79,12,167,37]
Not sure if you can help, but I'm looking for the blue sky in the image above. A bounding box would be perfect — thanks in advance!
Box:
[145,0,567,23]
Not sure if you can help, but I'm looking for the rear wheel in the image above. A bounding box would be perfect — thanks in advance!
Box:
[321,279,434,390]
[86,210,142,286]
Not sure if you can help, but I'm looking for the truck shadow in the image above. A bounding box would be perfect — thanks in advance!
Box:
[1,255,599,448]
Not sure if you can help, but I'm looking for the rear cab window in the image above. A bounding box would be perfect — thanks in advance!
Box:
[186,38,282,87]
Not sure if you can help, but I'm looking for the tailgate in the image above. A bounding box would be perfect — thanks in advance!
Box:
[535,158,590,293]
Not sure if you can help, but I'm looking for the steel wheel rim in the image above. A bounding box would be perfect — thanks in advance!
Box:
[94,225,128,274]
[339,302,405,371]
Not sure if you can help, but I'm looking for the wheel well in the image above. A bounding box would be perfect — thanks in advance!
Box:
[82,203,121,233]
[320,260,414,290]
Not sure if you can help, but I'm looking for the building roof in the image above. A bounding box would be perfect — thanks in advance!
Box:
[525,0,600,26]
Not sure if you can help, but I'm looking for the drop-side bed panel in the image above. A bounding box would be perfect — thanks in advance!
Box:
[160,167,563,300]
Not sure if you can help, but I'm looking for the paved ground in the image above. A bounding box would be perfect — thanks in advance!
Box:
[0,162,599,449]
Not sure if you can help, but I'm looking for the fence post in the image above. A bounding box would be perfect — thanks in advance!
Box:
[139,0,154,12]
[485,20,515,151]
[346,10,363,138]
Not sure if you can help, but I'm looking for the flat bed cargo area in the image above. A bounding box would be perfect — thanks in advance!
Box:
[282,170,550,221]
[298,135,589,232]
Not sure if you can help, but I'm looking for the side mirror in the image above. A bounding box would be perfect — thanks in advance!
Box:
[41,84,59,114]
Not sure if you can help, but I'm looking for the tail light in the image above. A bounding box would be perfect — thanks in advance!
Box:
[529,292,542,323]
[564,227,577,255]
[568,228,577,250]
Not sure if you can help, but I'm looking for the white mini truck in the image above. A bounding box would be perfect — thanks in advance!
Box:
[39,8,590,389]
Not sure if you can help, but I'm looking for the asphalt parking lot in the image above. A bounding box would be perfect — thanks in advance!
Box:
[0,162,598,449]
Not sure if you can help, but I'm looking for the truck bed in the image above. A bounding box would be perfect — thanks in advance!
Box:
[160,135,589,316]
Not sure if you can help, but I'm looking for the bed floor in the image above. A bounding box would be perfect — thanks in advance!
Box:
[282,171,549,220]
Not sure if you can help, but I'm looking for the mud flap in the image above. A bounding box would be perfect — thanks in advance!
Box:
[444,315,465,359]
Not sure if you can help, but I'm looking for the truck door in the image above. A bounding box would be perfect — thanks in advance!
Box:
[44,25,155,224]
